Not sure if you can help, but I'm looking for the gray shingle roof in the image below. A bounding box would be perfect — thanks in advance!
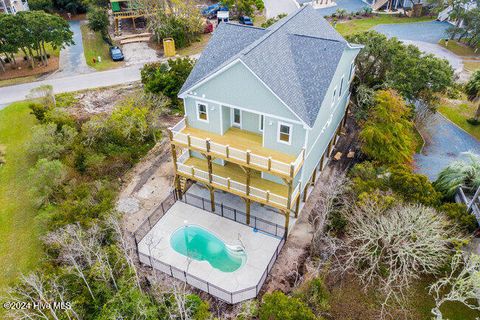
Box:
[179,5,349,127]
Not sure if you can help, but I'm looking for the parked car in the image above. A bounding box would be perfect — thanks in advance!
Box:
[239,16,253,26]
[201,3,228,19]
[109,46,124,61]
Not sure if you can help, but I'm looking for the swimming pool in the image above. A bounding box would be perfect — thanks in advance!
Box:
[170,225,246,272]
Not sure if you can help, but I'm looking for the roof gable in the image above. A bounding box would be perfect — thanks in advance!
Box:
[180,5,351,127]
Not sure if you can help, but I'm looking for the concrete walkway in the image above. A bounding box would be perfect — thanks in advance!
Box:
[414,113,480,180]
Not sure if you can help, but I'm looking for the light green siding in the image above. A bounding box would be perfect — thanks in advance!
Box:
[300,47,361,186]
[263,115,306,157]
[188,61,301,123]
[240,110,261,134]
[184,97,222,135]
[221,105,230,134]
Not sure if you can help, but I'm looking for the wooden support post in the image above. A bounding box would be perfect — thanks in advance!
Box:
[168,129,178,172]
[187,134,192,157]
[132,17,136,30]
[302,182,309,202]
[225,145,229,158]
[312,166,317,186]
[206,139,213,183]
[246,168,251,196]
[114,18,119,34]
[246,198,251,225]
[319,152,325,171]
[284,210,290,237]
[295,196,300,218]
[209,187,215,212]
[342,105,349,128]
[327,140,333,157]
[286,180,293,210]
[175,175,182,200]
[267,157,272,171]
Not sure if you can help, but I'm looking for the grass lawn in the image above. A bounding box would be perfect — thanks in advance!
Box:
[80,24,124,71]
[329,275,480,319]
[438,97,480,140]
[176,34,212,57]
[335,14,433,36]
[438,39,480,57]
[0,75,39,88]
[464,61,480,72]
[0,102,42,315]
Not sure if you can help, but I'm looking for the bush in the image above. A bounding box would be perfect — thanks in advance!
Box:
[27,123,78,160]
[258,291,317,320]
[29,158,67,207]
[261,13,287,28]
[152,12,203,48]
[141,58,195,106]
[29,102,51,122]
[293,278,330,316]
[438,203,478,233]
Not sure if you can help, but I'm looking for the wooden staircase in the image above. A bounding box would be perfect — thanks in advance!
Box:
[179,177,187,193]
[372,0,389,11]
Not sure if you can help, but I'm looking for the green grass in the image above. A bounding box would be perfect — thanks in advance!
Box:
[413,127,425,152]
[176,34,212,57]
[335,14,433,36]
[80,24,124,71]
[438,98,480,140]
[464,61,480,72]
[0,102,42,314]
[0,76,39,88]
[439,39,480,57]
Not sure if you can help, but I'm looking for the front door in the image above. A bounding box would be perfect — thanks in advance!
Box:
[232,108,241,128]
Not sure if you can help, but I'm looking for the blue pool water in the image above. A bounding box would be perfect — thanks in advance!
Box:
[170,225,246,272]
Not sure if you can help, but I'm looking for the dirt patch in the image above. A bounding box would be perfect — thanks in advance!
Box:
[66,83,142,120]
[0,56,59,81]
[117,115,181,233]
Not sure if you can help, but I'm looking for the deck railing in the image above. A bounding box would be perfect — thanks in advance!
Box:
[170,119,304,177]
[177,161,299,209]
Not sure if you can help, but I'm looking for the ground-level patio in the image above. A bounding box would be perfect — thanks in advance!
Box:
[137,201,284,304]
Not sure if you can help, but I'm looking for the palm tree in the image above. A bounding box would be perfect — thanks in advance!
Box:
[434,152,480,198]
[465,70,480,123]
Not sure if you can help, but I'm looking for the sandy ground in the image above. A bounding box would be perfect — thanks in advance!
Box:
[117,115,181,233]
[122,42,161,67]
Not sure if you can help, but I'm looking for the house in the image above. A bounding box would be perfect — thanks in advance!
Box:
[368,0,423,12]
[168,5,362,236]
[0,0,29,14]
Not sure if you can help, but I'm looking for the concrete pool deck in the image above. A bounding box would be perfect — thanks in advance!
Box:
[138,201,282,303]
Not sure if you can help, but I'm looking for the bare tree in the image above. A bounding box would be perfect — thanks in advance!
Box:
[7,273,80,320]
[309,171,348,257]
[429,252,480,320]
[341,201,459,315]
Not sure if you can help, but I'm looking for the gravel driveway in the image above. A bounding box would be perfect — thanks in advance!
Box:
[415,113,480,180]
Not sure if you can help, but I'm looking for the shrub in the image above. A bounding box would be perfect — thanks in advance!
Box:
[293,277,330,315]
[152,12,203,48]
[27,123,78,160]
[359,90,416,165]
[141,58,195,106]
[258,291,317,320]
[29,102,51,122]
[261,13,287,28]
[29,158,67,207]
[438,203,478,233]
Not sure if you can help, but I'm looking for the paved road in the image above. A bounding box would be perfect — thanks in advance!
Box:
[264,0,298,18]
[414,113,480,180]
[373,20,450,43]
[53,20,94,78]
[0,64,143,108]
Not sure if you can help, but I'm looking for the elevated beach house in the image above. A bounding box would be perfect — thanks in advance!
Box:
[168,5,361,235]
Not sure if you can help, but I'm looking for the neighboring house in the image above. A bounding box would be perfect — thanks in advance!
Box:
[368,0,423,11]
[438,0,477,26]
[168,5,361,235]
[0,0,29,14]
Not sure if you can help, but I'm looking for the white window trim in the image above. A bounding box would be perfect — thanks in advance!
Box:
[196,101,209,123]
[259,114,264,132]
[231,108,242,128]
[339,75,344,98]
[331,86,337,108]
[277,122,292,145]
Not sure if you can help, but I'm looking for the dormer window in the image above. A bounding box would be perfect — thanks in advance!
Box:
[197,102,208,122]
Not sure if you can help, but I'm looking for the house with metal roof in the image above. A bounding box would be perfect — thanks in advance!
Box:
[168,5,362,234]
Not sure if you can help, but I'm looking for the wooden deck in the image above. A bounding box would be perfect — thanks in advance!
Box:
[181,126,296,164]
[185,157,289,197]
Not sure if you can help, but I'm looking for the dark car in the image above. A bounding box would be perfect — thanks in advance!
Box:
[109,46,124,61]
[239,16,253,26]
[201,3,228,19]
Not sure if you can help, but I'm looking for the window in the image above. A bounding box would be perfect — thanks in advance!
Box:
[331,87,337,108]
[259,115,264,132]
[197,102,208,122]
[233,108,241,127]
[339,76,344,97]
[278,122,292,144]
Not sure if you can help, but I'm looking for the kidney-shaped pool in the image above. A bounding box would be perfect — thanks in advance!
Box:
[170,225,246,272]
